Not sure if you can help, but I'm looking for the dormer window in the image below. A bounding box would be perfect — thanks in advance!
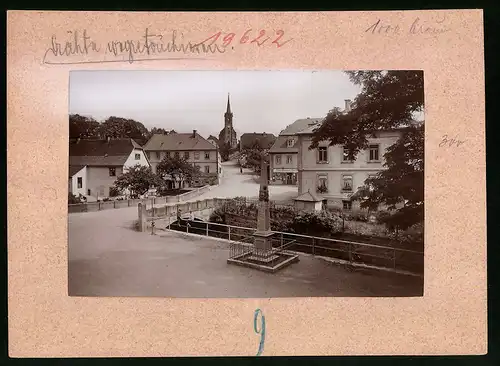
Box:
[287,139,294,147]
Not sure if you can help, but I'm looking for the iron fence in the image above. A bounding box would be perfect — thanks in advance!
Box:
[161,219,424,275]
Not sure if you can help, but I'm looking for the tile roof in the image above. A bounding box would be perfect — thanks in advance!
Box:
[69,165,86,177]
[296,122,322,135]
[143,132,216,151]
[240,133,276,150]
[69,155,129,167]
[269,135,299,153]
[279,118,324,135]
[269,118,323,153]
[69,138,142,167]
[208,135,219,143]
[294,190,322,202]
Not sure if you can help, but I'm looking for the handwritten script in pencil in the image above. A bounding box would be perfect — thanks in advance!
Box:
[42,28,293,65]
[439,134,466,148]
[365,16,450,36]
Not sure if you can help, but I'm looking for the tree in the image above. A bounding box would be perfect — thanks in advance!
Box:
[69,114,100,139]
[310,70,424,230]
[242,141,269,173]
[99,116,150,144]
[219,142,231,161]
[352,125,424,230]
[156,155,201,189]
[113,164,160,198]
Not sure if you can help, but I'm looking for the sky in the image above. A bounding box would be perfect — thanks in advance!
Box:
[69,70,362,138]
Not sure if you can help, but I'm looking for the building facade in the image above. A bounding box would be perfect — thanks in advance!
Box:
[296,127,402,210]
[218,94,238,149]
[269,118,322,185]
[69,138,150,201]
[207,135,219,147]
[144,130,222,187]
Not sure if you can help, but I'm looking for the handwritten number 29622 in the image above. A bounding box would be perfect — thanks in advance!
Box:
[202,29,292,48]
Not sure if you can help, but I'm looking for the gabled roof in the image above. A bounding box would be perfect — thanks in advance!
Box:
[143,132,216,151]
[279,118,323,135]
[69,165,86,177]
[240,133,276,150]
[69,138,143,167]
[207,135,219,143]
[269,135,299,153]
[294,190,322,202]
[269,118,323,153]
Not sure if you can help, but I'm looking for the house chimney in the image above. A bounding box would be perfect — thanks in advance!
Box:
[192,129,197,138]
[344,99,352,112]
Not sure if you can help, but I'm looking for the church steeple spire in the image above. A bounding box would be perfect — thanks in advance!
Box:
[226,93,232,114]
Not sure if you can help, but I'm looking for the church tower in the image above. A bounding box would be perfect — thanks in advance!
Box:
[224,93,234,147]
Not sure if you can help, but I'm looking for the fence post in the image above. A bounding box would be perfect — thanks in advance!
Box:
[312,238,315,256]
[393,249,396,269]
[206,222,209,236]
[280,232,284,248]
[98,202,101,211]
[228,226,231,241]
[348,243,352,264]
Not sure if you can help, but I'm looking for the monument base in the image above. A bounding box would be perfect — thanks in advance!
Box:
[227,231,300,273]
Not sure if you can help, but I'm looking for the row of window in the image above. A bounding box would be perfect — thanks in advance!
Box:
[317,174,376,193]
[275,155,293,165]
[148,151,211,160]
[317,144,380,163]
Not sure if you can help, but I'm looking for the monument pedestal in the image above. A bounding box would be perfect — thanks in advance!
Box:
[249,230,277,263]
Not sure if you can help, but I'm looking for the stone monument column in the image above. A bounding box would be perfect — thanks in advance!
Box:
[253,156,273,253]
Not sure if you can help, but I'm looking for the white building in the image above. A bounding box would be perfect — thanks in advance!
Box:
[296,124,402,210]
[69,138,150,201]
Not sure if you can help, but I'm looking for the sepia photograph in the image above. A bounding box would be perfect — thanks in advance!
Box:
[68,70,424,298]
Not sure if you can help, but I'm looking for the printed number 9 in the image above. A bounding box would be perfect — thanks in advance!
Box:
[254,308,265,356]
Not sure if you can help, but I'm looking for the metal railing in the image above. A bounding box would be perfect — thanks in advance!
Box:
[228,235,297,260]
[68,185,211,214]
[160,219,423,275]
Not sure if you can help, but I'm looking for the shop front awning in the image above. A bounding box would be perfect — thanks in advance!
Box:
[273,168,298,173]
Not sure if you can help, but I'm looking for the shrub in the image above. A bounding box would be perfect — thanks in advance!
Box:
[286,210,343,236]
[345,210,369,222]
[109,186,121,197]
[208,208,226,224]
[68,193,85,204]
[344,220,389,237]
[388,222,424,245]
